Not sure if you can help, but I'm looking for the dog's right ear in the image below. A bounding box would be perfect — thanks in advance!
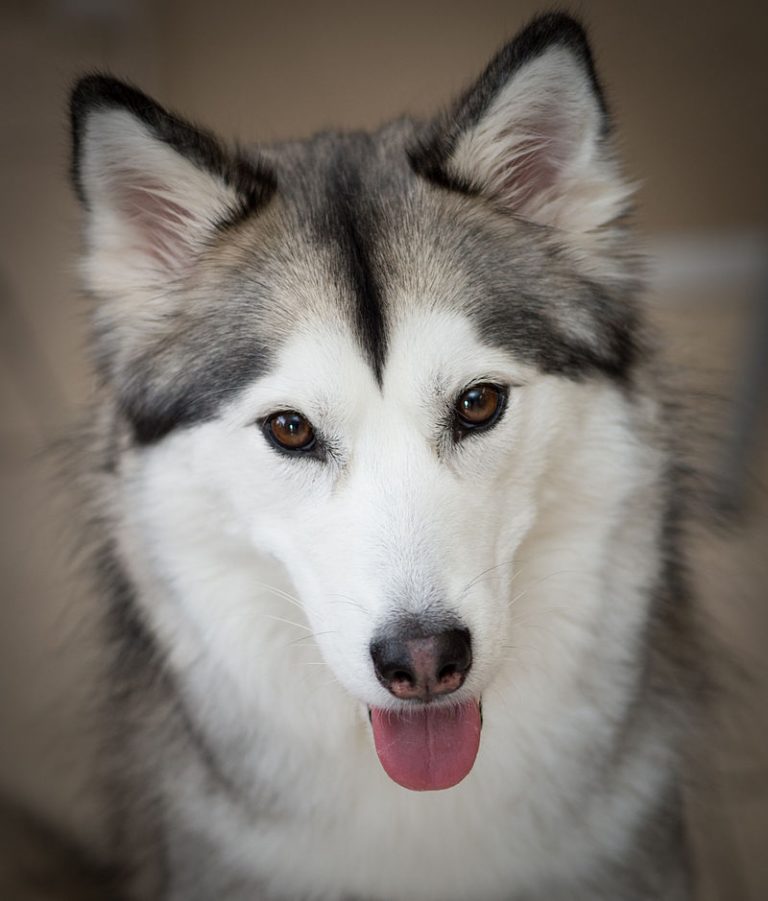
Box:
[70,75,275,297]
[409,14,631,233]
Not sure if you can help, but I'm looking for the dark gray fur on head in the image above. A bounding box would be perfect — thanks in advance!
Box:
[71,12,639,446]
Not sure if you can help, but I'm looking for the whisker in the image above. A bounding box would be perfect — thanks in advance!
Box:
[505,569,589,610]
[459,557,517,598]
[325,594,370,617]
[459,546,589,602]
[286,630,338,648]
[260,613,313,632]
[252,580,306,611]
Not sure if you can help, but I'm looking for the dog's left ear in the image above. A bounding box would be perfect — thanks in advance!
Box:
[410,13,631,232]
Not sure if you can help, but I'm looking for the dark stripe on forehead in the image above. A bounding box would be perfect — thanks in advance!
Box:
[326,149,387,383]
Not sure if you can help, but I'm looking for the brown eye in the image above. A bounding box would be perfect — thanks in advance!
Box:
[454,383,506,437]
[264,411,317,453]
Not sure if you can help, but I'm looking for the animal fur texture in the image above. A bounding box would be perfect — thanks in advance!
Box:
[69,13,698,900]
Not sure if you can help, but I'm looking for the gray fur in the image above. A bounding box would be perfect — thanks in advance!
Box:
[68,13,699,901]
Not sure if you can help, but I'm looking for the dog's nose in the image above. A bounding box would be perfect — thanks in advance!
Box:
[370,626,472,701]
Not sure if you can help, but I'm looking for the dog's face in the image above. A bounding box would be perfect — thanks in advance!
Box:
[73,16,643,789]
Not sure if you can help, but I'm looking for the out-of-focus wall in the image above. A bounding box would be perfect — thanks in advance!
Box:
[157,0,768,232]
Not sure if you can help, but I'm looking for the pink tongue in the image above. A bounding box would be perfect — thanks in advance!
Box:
[370,699,482,791]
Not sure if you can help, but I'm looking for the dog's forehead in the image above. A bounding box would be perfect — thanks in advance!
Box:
[126,129,637,445]
[231,127,637,387]
[255,128,446,381]
[228,132,508,372]
[260,306,518,407]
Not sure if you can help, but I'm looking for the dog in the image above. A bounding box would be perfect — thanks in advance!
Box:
[69,12,699,900]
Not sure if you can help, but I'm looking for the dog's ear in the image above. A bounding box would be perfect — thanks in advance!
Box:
[410,14,631,232]
[70,75,275,296]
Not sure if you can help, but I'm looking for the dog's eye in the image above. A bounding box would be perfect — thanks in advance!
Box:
[454,383,506,439]
[263,411,317,454]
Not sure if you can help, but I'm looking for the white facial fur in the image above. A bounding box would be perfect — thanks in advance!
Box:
[115,305,659,723]
[110,302,668,900]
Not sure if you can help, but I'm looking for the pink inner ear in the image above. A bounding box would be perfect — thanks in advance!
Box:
[490,106,577,212]
[115,173,199,270]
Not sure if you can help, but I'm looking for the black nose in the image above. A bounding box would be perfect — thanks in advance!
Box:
[370,625,472,701]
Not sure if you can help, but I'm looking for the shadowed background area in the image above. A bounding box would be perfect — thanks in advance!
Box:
[1,1,766,898]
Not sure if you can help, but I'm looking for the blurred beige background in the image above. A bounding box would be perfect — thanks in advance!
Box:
[1,1,766,898]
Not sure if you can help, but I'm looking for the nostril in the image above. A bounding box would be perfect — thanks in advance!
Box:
[438,663,458,681]
[370,623,472,700]
[436,628,472,677]
[370,638,416,691]
[391,669,414,684]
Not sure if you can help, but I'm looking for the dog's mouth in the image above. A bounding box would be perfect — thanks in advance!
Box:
[368,698,482,791]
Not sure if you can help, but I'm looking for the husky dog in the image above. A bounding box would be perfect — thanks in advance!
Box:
[69,12,697,900]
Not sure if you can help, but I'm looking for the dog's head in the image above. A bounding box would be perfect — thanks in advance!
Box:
[72,14,650,790]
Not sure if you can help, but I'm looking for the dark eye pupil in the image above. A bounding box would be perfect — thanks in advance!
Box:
[462,388,486,413]
[281,414,303,435]
[458,385,499,423]
[267,411,315,451]
[453,383,506,440]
